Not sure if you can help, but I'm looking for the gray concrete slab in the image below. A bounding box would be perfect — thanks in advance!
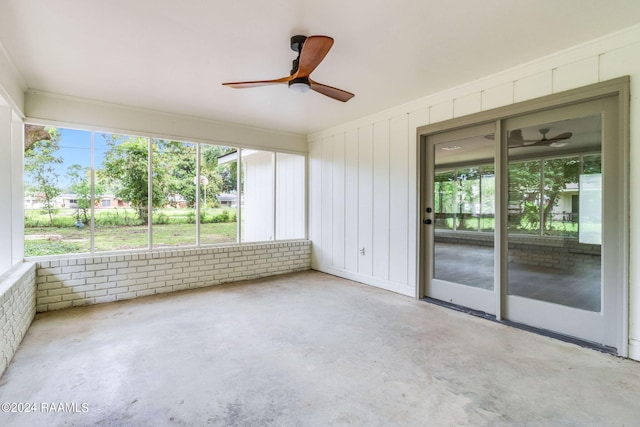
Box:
[1,271,639,426]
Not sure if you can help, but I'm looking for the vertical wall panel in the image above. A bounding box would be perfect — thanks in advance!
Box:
[430,100,454,123]
[553,56,599,92]
[358,125,374,276]
[0,107,12,272]
[373,120,390,280]
[453,92,482,118]
[514,70,553,102]
[389,114,409,285]
[482,82,514,111]
[321,137,334,267]
[332,133,346,269]
[408,109,428,288]
[308,141,323,266]
[11,115,23,265]
[344,129,359,272]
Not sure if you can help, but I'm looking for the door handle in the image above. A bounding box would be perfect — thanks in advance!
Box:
[423,219,432,225]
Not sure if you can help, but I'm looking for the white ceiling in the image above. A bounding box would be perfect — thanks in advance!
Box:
[1,0,639,135]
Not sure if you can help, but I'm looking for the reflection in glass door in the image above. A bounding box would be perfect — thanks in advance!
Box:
[425,124,496,314]
[506,117,602,312]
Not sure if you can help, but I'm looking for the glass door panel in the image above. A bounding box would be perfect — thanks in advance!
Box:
[424,123,496,314]
[506,115,602,312]
[502,96,624,350]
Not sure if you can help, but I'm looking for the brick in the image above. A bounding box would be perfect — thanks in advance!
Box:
[38,295,62,304]
[38,281,63,291]
[136,289,156,297]
[116,292,137,300]
[85,290,108,298]
[71,271,96,280]
[86,276,109,285]
[95,295,117,304]
[94,281,117,290]
[47,287,73,297]
[61,265,85,274]
[72,284,96,293]
[47,301,73,311]
[108,262,129,269]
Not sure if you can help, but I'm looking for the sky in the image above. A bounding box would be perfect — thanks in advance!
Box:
[27,127,124,190]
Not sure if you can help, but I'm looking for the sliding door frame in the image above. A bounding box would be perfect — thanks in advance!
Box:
[416,77,630,356]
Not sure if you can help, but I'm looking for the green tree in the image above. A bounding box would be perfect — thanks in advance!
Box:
[24,128,62,226]
[542,157,579,229]
[100,135,164,223]
[158,141,222,209]
[66,164,104,225]
[508,157,581,233]
[202,145,237,194]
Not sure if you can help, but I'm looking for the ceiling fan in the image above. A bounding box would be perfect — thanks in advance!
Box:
[222,35,355,102]
[508,128,573,148]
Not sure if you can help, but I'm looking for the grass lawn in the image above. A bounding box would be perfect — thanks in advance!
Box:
[25,222,238,256]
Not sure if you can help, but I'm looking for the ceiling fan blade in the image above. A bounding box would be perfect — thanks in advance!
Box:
[222,76,293,88]
[296,36,334,77]
[548,132,573,141]
[530,131,574,146]
[310,80,354,102]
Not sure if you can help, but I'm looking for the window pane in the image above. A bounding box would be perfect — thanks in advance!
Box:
[24,126,91,256]
[507,115,602,312]
[95,133,149,251]
[543,157,579,237]
[480,165,495,232]
[508,160,541,235]
[200,145,238,244]
[433,135,495,290]
[241,149,274,242]
[151,139,196,248]
[456,167,480,231]
[434,170,455,230]
[275,153,305,239]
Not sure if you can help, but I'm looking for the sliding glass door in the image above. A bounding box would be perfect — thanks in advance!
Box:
[420,92,626,352]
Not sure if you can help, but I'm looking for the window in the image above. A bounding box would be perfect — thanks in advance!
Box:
[275,153,306,239]
[508,154,599,238]
[434,164,494,232]
[202,145,238,245]
[96,133,149,251]
[23,125,306,256]
[151,139,196,248]
[24,127,92,254]
[241,149,274,242]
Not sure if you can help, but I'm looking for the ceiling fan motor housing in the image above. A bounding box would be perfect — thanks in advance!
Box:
[290,35,307,75]
[290,35,307,53]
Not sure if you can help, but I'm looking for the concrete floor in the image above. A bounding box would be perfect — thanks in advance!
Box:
[1,271,639,426]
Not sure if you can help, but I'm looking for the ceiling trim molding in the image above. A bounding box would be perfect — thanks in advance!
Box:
[25,90,307,153]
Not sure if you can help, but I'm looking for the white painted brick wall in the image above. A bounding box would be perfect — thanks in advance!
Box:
[35,241,311,312]
[0,262,36,378]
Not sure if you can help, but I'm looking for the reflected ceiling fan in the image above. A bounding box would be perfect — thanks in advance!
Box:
[508,128,573,148]
[222,35,354,102]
